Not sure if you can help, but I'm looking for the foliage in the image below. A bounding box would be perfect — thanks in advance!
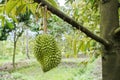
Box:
[0,0,102,79]
[0,29,33,58]
[0,19,15,40]
[48,15,73,37]
[64,0,100,33]
[0,0,59,22]
[63,30,101,58]
[56,0,101,57]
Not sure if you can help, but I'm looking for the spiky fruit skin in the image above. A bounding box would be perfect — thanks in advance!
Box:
[34,34,61,72]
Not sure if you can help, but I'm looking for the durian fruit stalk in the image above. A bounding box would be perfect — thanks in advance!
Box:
[34,34,61,72]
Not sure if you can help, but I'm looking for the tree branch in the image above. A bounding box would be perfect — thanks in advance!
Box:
[34,0,110,47]
[114,27,120,37]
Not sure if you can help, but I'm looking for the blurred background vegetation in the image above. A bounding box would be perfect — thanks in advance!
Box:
[0,0,102,80]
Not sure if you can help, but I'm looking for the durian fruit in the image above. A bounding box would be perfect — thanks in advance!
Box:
[34,34,61,72]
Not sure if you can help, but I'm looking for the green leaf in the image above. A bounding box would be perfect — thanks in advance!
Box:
[76,41,82,54]
[16,4,26,15]
[0,5,4,14]
[73,39,77,57]
[85,39,91,50]
[79,41,84,52]
[6,20,14,30]
[47,0,58,8]
[5,0,20,14]
[28,3,38,15]
[0,15,5,27]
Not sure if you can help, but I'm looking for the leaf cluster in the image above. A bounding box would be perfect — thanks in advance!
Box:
[0,20,14,40]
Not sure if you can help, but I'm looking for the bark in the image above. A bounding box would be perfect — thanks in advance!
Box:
[34,0,109,47]
[100,0,120,80]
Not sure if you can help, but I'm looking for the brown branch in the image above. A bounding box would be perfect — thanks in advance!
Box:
[34,0,110,47]
[43,6,47,33]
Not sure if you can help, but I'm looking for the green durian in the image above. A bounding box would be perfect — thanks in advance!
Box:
[34,34,61,72]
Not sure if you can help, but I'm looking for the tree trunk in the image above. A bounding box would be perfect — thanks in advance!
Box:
[26,29,30,59]
[100,0,120,80]
[13,30,16,68]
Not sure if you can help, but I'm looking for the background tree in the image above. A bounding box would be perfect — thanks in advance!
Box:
[0,0,32,68]
[13,23,24,68]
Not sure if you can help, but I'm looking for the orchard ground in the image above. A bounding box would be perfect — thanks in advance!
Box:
[0,54,102,80]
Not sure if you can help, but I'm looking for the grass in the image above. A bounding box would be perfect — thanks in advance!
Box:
[9,62,80,80]
[0,54,27,65]
[0,54,101,80]
[0,61,97,80]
